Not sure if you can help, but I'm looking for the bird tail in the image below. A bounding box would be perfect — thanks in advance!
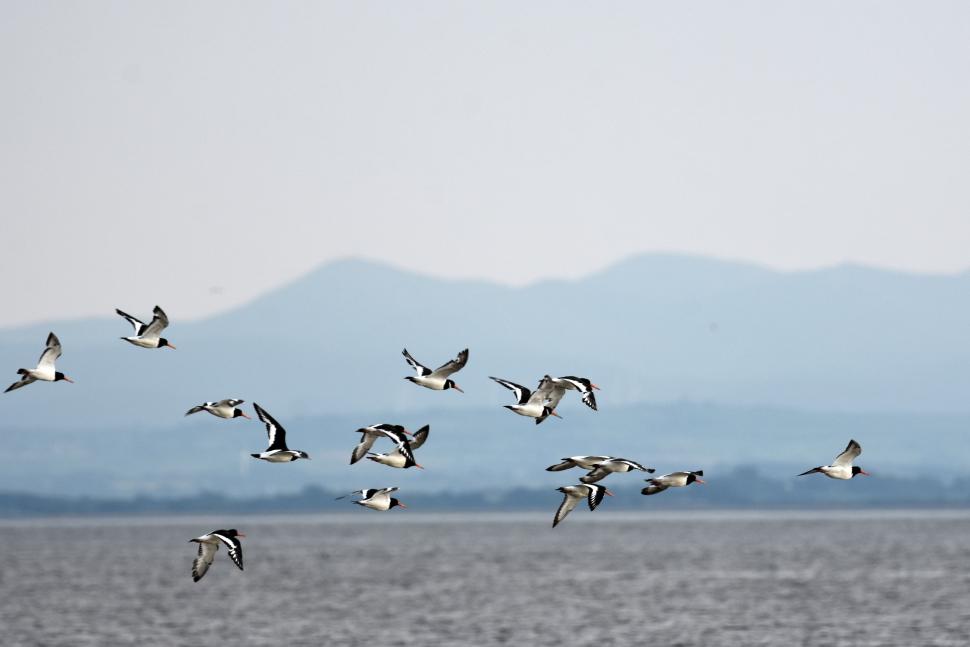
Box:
[645,468,656,474]
[15,368,27,375]
[250,454,261,459]
[798,467,823,476]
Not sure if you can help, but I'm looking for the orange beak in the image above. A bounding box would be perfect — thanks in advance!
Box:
[605,489,614,496]
[63,376,75,383]
[859,469,871,476]
[591,384,600,390]
[239,412,251,419]
[165,343,176,350]
[452,384,464,393]
[413,464,425,469]
[550,410,562,419]
[694,478,706,484]
[397,502,407,509]
[236,533,246,538]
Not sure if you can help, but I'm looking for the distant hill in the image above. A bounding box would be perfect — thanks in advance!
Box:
[1,254,969,428]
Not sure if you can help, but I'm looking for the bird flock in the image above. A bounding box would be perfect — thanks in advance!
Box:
[4,306,870,582]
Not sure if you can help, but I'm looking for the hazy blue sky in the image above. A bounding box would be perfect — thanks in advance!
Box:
[3,1,969,326]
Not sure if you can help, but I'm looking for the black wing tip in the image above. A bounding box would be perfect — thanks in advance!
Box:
[646,468,656,474]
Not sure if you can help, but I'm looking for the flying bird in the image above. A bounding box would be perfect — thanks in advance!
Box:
[189,529,244,582]
[338,487,407,511]
[250,403,310,462]
[580,458,655,484]
[185,399,250,420]
[642,471,705,495]
[367,425,429,469]
[546,456,614,472]
[549,376,601,411]
[798,440,869,480]
[116,305,175,349]
[490,375,563,424]
[402,348,468,392]
[553,484,613,528]
[350,424,415,465]
[4,332,74,393]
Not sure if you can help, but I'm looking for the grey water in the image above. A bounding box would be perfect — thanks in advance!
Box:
[2,510,969,646]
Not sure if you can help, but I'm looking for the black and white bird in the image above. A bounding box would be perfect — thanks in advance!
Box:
[642,471,705,495]
[549,376,601,411]
[546,456,614,472]
[249,403,310,462]
[116,305,175,349]
[798,440,870,480]
[367,425,429,469]
[189,528,244,582]
[4,332,74,393]
[185,399,250,420]
[490,375,563,424]
[350,424,415,465]
[580,458,655,484]
[402,348,468,392]
[337,487,407,511]
[552,484,613,528]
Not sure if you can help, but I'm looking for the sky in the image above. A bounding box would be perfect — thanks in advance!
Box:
[2,1,969,327]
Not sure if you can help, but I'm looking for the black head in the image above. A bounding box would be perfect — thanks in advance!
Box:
[232,409,250,419]
[298,451,311,460]
[852,466,870,477]
[445,379,464,393]
[686,471,706,485]
[54,372,74,383]
[390,497,407,509]
[218,528,245,538]
[159,338,176,349]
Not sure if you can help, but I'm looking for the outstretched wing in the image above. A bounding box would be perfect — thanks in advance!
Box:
[141,306,170,339]
[546,459,578,472]
[555,376,598,411]
[402,349,432,376]
[350,433,378,464]
[408,425,430,451]
[580,466,610,484]
[253,403,288,451]
[4,375,37,393]
[490,377,531,405]
[116,309,147,335]
[587,485,608,511]
[218,399,244,408]
[431,348,468,378]
[532,376,565,410]
[37,332,63,370]
[832,439,862,467]
[553,491,582,528]
[212,533,243,571]
[192,541,218,582]
[185,404,208,416]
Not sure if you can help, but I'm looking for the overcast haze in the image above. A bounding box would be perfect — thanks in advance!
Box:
[2,1,969,327]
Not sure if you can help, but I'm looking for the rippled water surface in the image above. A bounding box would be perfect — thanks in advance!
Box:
[2,511,970,646]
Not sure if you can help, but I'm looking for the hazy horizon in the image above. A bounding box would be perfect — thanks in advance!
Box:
[4,1,970,327]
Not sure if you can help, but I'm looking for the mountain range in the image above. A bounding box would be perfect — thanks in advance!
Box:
[2,253,969,429]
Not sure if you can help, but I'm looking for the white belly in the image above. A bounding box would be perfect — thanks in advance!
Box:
[413,376,446,390]
[259,451,296,463]
[124,336,158,349]
[370,454,407,468]
[510,404,544,418]
[821,466,853,480]
[27,368,55,382]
